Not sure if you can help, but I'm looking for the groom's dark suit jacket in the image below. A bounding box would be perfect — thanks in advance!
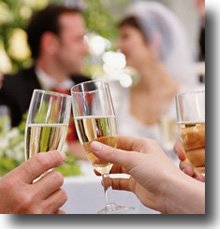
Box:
[0,66,90,127]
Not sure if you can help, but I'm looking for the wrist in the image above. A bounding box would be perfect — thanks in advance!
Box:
[163,170,205,214]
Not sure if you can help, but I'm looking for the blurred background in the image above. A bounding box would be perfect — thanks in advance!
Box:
[0,0,203,84]
[0,0,205,209]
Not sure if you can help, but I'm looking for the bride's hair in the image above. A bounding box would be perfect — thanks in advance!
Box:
[118,1,198,86]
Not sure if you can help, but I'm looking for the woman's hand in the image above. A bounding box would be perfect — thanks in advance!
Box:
[174,140,205,182]
[91,136,184,213]
[91,136,205,214]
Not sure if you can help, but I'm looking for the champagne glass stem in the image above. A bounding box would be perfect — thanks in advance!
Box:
[98,173,135,214]
[102,174,114,205]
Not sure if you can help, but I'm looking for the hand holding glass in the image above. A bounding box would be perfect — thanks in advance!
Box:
[71,80,134,214]
[175,91,205,176]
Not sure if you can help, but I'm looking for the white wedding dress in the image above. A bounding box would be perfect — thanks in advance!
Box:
[110,83,179,164]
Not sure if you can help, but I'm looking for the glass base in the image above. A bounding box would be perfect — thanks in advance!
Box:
[97,203,135,214]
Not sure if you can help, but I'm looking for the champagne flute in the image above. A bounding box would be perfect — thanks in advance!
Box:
[71,80,134,214]
[25,90,71,164]
[175,90,205,176]
[159,99,178,152]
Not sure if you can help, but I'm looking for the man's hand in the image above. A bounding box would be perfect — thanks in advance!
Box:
[0,151,67,214]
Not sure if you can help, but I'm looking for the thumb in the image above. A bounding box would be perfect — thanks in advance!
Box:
[90,141,136,170]
[13,151,66,184]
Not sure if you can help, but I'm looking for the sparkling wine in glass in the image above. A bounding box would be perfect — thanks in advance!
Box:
[25,90,71,163]
[175,90,205,176]
[71,80,135,214]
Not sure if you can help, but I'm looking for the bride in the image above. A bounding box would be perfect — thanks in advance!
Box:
[112,1,202,158]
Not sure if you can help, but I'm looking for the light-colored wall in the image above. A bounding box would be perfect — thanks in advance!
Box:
[149,0,201,58]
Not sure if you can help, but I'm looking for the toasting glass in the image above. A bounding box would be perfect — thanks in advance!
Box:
[71,80,134,214]
[175,90,205,176]
[25,90,71,162]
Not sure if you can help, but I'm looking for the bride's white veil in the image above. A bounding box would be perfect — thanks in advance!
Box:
[124,1,198,86]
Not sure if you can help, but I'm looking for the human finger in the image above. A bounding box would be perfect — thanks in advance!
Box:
[44,189,67,214]
[110,178,134,192]
[109,164,130,174]
[174,140,186,161]
[34,171,64,199]
[179,161,194,177]
[116,135,147,152]
[90,141,138,171]
[193,173,205,182]
[179,160,205,182]
[185,148,205,167]
[99,177,133,192]
[17,151,66,184]
[54,209,66,214]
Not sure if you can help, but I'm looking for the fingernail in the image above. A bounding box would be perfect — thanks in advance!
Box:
[59,151,66,161]
[91,141,102,152]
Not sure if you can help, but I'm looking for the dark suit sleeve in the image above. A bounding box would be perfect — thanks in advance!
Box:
[0,67,41,127]
[0,75,22,127]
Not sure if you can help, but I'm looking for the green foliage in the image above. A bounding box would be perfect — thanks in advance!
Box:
[0,157,21,177]
[0,112,82,177]
[83,0,118,42]
[83,0,135,43]
[54,152,81,177]
[0,0,49,72]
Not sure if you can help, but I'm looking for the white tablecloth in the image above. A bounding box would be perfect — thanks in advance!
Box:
[62,161,159,214]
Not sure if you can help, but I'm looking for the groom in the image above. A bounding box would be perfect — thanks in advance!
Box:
[0,4,90,128]
[0,4,90,158]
